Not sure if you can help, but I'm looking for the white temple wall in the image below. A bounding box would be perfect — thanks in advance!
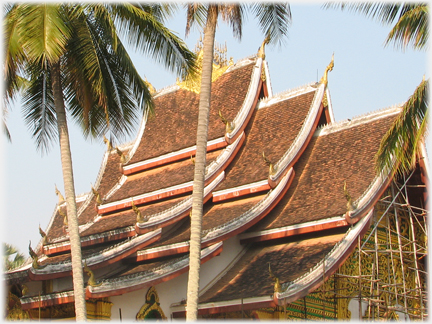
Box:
[109,235,244,320]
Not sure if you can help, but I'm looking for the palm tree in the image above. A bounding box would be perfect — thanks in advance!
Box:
[184,4,291,319]
[4,3,195,320]
[324,3,428,177]
[3,243,25,271]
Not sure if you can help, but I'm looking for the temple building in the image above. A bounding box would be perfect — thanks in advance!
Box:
[5,41,428,320]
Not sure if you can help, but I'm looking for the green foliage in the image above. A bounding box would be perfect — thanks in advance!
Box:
[3,243,25,271]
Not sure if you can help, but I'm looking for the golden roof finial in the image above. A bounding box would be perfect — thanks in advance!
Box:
[91,183,103,205]
[319,53,334,87]
[103,134,113,151]
[144,77,156,95]
[58,207,68,227]
[262,152,277,176]
[83,261,102,287]
[257,35,271,59]
[55,185,65,205]
[29,241,40,269]
[218,110,235,133]
[39,224,48,245]
[343,180,356,211]
[132,199,147,223]
[269,263,282,293]
[115,146,127,164]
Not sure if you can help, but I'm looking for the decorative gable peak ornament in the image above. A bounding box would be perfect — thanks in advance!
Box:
[257,34,270,59]
[176,36,233,94]
[319,53,334,88]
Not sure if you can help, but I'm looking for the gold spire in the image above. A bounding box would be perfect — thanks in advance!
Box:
[177,35,233,94]
[262,152,277,176]
[83,261,102,287]
[103,134,113,151]
[269,263,282,293]
[91,183,102,205]
[55,185,65,205]
[319,53,334,87]
[257,35,270,59]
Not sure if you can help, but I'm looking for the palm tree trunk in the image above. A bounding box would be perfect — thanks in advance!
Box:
[51,61,87,321]
[185,6,218,321]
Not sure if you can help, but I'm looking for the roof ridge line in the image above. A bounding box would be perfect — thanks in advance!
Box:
[258,82,316,109]
[314,104,402,136]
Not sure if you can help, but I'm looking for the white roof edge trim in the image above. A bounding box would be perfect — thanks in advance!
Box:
[98,181,194,211]
[213,179,268,197]
[239,215,347,240]
[103,175,128,201]
[171,295,273,312]
[225,55,257,73]
[31,229,162,274]
[124,137,225,171]
[263,60,273,98]
[122,109,149,165]
[202,168,293,242]
[258,84,316,110]
[324,87,335,123]
[276,209,374,299]
[270,83,325,182]
[136,172,225,229]
[315,105,401,137]
[21,290,75,305]
[205,133,243,179]
[226,58,263,141]
[136,242,189,256]
[89,242,223,294]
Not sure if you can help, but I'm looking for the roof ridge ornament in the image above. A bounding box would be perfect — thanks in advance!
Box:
[343,181,356,211]
[132,199,147,223]
[262,152,277,176]
[177,35,233,94]
[257,35,270,59]
[319,53,334,88]
[144,77,156,95]
[218,110,235,133]
[58,206,68,227]
[55,184,65,205]
[29,241,44,269]
[91,183,103,205]
[83,260,102,287]
[103,134,113,151]
[115,146,127,164]
[269,263,282,293]
[39,225,48,245]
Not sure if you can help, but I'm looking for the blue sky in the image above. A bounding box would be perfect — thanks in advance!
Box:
[2,4,428,257]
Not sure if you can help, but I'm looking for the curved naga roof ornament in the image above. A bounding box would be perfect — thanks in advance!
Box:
[257,35,270,59]
[319,53,334,88]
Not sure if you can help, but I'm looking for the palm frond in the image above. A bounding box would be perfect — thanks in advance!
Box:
[22,62,58,153]
[251,3,292,46]
[110,3,197,79]
[386,5,428,50]
[375,78,428,177]
[219,5,244,40]
[185,3,208,36]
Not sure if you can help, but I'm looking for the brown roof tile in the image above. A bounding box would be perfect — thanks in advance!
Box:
[127,61,256,164]
[247,114,397,231]
[199,233,343,303]
[217,91,316,190]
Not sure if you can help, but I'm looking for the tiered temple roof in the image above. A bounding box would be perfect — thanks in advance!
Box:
[5,47,428,320]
